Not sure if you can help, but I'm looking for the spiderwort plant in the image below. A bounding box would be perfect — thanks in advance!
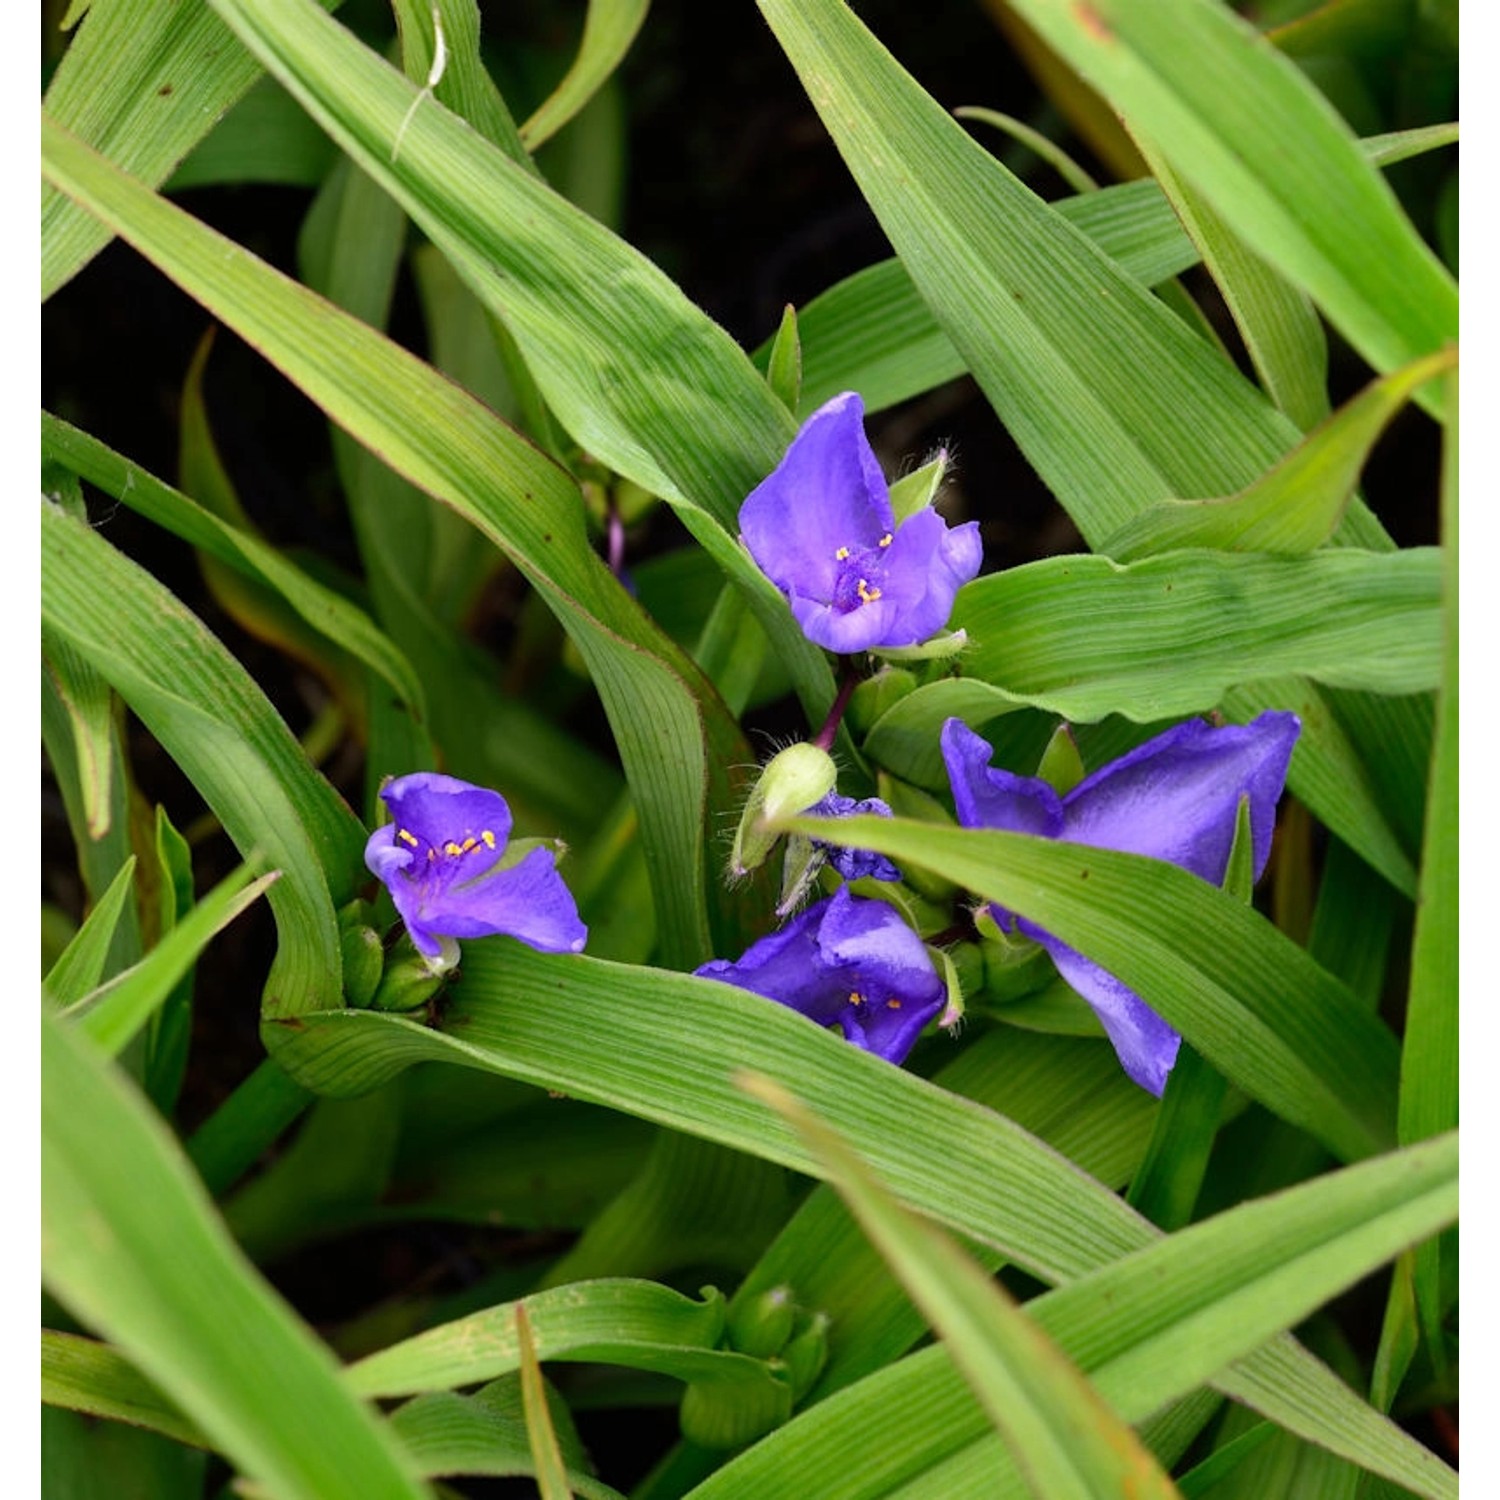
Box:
[365,773,587,970]
[696,887,946,1064]
[941,712,1301,1094]
[739,392,982,652]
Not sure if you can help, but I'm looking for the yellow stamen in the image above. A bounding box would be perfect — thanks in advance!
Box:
[482,830,496,849]
[835,546,850,560]
[427,849,438,862]
[886,998,902,1010]
[878,532,893,548]
[857,579,883,604]
[848,990,865,1007]
[443,840,464,857]
[460,837,478,853]
[397,828,419,848]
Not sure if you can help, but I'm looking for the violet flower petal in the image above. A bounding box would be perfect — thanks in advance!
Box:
[808,792,902,882]
[941,718,1065,839]
[365,773,586,961]
[696,888,944,1064]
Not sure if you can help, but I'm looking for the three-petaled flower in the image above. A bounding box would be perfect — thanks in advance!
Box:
[941,711,1300,1095]
[806,792,902,883]
[365,772,587,966]
[695,887,945,1064]
[739,392,982,652]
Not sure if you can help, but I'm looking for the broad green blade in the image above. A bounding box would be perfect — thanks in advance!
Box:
[683,1133,1457,1500]
[42,500,360,1020]
[44,412,427,724]
[40,632,114,841]
[72,866,276,1057]
[42,1008,431,1499]
[744,1075,1180,1500]
[519,0,649,151]
[42,0,271,296]
[1104,351,1458,559]
[950,548,1442,718]
[346,1281,766,1400]
[516,1306,578,1500]
[1398,370,1458,1363]
[263,946,1441,1496]
[780,129,1451,419]
[201,0,844,745]
[1135,135,1329,431]
[42,857,136,1005]
[40,111,756,971]
[793,815,1397,1162]
[187,1058,313,1198]
[996,0,1457,401]
[167,76,336,189]
[43,1331,207,1450]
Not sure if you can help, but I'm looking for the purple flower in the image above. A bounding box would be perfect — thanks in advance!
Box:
[807,792,902,883]
[941,712,1301,1095]
[696,888,945,1064]
[739,392,982,652]
[365,773,586,964]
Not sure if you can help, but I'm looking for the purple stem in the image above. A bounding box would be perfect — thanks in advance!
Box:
[811,664,860,751]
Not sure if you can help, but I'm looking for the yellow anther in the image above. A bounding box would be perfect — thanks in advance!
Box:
[443,840,464,857]
[835,546,850,560]
[482,830,496,849]
[878,532,893,547]
[397,828,419,848]
[848,990,865,1007]
[427,849,438,862]
[857,579,883,605]
[460,837,478,853]
[886,998,902,1010]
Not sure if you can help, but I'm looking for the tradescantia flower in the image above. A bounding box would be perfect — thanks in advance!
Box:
[941,711,1301,1095]
[365,773,586,967]
[695,887,944,1064]
[739,392,982,652]
[806,792,901,883]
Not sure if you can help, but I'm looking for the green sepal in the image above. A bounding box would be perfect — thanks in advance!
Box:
[868,628,968,664]
[340,925,386,1010]
[888,451,948,523]
[780,1310,831,1401]
[932,943,974,1030]
[368,945,449,1013]
[977,915,1053,1003]
[776,834,825,918]
[1035,722,1086,796]
[765,304,802,415]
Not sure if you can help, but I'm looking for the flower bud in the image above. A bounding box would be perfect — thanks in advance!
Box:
[731,743,837,878]
[340,923,386,1009]
[780,1310,831,1402]
[728,1285,797,1359]
[369,944,453,1012]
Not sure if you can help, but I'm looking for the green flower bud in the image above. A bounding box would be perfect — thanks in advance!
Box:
[727,1285,797,1359]
[369,945,452,1012]
[340,923,385,1009]
[731,744,837,878]
[781,1310,831,1401]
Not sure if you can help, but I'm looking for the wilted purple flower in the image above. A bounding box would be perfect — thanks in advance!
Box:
[807,792,902,882]
[739,392,982,652]
[941,712,1300,1095]
[365,773,586,964]
[696,887,944,1064]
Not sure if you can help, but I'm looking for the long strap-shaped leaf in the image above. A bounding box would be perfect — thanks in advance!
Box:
[200,0,845,741]
[996,0,1457,404]
[682,1131,1458,1500]
[40,111,753,972]
[42,500,359,1020]
[793,813,1398,1162]
[262,947,1443,1496]
[42,1009,431,1500]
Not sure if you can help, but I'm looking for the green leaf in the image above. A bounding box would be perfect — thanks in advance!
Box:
[166,76,337,189]
[684,1132,1457,1500]
[42,500,361,1020]
[40,110,754,972]
[793,815,1398,1162]
[41,632,115,841]
[1398,370,1458,1367]
[71,865,277,1058]
[1103,350,1458,559]
[516,1304,574,1500]
[519,0,650,151]
[765,304,802,415]
[742,1074,1180,1500]
[42,1008,431,1499]
[186,1058,313,1198]
[42,858,137,1006]
[42,0,294,296]
[952,548,1442,718]
[43,1331,207,1451]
